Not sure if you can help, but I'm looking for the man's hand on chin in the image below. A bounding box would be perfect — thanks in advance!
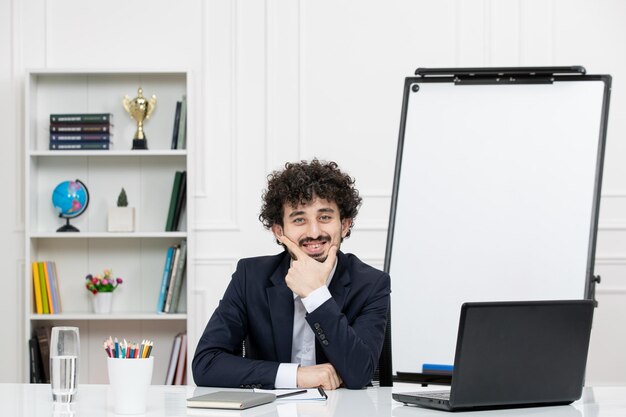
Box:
[278,235,338,298]
[296,363,343,390]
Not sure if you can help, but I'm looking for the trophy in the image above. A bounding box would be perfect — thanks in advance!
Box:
[123,87,157,150]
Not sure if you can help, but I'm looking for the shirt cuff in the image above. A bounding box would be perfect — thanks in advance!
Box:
[301,285,332,313]
[275,363,299,388]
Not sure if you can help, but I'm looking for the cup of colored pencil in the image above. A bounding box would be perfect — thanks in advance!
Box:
[103,336,153,359]
[105,336,154,414]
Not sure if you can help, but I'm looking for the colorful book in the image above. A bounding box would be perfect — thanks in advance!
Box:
[51,261,62,312]
[45,261,61,314]
[50,123,112,133]
[172,171,187,231]
[165,171,183,231]
[174,333,187,385]
[156,246,176,313]
[170,239,187,313]
[42,262,54,314]
[37,262,49,314]
[163,246,181,313]
[49,141,110,150]
[50,113,113,124]
[50,133,112,141]
[177,96,187,150]
[165,333,182,385]
[32,262,43,314]
[171,101,182,149]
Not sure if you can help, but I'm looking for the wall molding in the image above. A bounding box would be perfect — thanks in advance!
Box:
[601,192,626,198]
[598,222,626,231]
[595,256,626,265]
[596,287,626,295]
[193,222,241,232]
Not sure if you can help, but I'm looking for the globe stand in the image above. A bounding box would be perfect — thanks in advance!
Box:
[57,217,79,232]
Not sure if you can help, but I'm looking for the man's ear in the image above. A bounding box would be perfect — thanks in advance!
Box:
[341,218,352,238]
[271,224,283,239]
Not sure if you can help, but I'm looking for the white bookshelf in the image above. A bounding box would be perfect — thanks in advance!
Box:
[24,69,193,385]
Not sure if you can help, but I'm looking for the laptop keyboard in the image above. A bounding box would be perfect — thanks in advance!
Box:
[419,390,451,400]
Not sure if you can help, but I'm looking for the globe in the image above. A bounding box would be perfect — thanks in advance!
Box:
[52,179,90,232]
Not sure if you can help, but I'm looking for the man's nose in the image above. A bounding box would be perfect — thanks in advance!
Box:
[306,220,321,237]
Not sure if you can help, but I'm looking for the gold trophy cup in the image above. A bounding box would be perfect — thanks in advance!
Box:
[123,87,157,150]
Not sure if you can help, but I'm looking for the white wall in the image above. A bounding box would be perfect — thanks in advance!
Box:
[1,0,625,384]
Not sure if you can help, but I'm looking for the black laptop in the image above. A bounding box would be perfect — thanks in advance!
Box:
[393,300,594,411]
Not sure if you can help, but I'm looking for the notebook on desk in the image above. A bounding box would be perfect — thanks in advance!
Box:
[393,299,594,411]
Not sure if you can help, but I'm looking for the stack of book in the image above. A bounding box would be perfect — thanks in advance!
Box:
[165,170,187,231]
[32,261,62,314]
[49,113,113,150]
[156,239,187,314]
[170,95,187,150]
[165,332,187,385]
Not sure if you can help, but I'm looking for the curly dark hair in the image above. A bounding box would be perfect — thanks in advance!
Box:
[259,159,362,239]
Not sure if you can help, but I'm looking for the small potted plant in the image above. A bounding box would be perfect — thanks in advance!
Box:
[85,269,123,313]
[108,188,135,232]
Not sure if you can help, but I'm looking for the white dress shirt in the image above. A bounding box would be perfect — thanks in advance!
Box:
[274,262,337,388]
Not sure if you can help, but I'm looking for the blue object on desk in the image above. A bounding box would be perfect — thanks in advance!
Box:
[422,363,453,374]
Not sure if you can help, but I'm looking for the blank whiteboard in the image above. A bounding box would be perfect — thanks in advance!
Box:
[384,68,611,377]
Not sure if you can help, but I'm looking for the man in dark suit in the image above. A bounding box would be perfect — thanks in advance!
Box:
[192,159,390,390]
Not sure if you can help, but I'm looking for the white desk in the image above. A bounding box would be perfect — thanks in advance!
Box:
[1,383,624,417]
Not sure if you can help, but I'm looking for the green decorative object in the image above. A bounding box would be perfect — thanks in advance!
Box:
[108,188,135,232]
[117,188,129,207]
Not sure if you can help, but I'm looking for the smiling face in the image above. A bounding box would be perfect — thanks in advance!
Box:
[272,197,352,262]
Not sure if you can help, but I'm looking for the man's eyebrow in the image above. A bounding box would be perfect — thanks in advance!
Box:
[288,210,305,218]
[318,207,335,214]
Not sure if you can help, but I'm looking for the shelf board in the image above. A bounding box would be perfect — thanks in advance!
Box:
[30,312,187,321]
[30,232,187,239]
[29,150,187,157]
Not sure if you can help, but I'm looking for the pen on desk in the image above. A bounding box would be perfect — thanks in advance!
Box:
[276,389,308,399]
[317,387,327,399]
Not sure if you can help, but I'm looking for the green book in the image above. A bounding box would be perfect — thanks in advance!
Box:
[37,262,49,314]
[165,171,183,231]
[170,239,187,313]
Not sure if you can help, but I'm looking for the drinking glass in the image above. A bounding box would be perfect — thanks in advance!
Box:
[50,326,80,403]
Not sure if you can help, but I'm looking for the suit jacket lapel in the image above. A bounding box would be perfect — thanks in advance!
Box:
[316,251,351,364]
[266,252,294,362]
[328,251,351,311]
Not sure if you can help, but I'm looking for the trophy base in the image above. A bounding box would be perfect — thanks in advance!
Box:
[132,139,148,150]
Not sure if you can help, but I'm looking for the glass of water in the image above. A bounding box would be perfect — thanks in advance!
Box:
[50,326,80,403]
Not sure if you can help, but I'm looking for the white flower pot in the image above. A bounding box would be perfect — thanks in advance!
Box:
[108,207,135,232]
[92,292,113,314]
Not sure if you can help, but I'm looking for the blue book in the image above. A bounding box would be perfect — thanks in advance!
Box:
[156,246,175,313]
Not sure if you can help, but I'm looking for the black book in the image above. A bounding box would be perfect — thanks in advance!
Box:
[172,171,187,231]
[29,337,44,383]
[50,133,112,141]
[171,101,182,149]
[50,113,113,124]
[50,123,112,133]
[35,326,51,383]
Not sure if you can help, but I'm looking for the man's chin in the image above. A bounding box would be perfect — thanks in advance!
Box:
[310,254,327,263]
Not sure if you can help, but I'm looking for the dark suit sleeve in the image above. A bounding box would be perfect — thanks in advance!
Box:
[191,261,280,388]
[305,271,390,389]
